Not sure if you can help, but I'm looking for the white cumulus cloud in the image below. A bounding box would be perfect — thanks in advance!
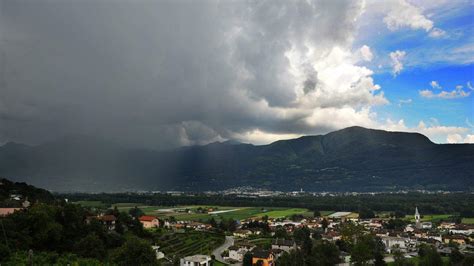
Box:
[430,81,441,89]
[390,50,406,76]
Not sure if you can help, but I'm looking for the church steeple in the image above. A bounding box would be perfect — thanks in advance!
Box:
[415,207,421,228]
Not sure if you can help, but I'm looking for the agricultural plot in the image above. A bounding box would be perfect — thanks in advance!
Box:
[462,218,474,224]
[156,231,225,258]
[72,200,109,209]
[404,214,453,223]
[113,204,312,221]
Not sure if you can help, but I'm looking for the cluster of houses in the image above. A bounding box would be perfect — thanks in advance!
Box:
[90,207,471,265]
[209,207,474,265]
[2,195,473,265]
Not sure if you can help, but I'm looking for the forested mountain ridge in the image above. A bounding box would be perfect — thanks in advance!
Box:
[0,126,473,192]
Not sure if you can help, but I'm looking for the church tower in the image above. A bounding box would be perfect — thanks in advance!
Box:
[415,207,421,228]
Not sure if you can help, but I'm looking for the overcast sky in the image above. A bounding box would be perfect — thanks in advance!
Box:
[0,0,473,149]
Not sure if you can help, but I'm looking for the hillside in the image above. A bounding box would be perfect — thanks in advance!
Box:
[0,127,473,192]
[0,178,55,206]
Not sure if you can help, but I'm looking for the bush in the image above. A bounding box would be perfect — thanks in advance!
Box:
[110,236,158,265]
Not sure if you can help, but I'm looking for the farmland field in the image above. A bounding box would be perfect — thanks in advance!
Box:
[155,230,225,258]
[72,200,108,208]
[462,218,474,224]
[112,204,312,221]
[404,214,453,223]
[72,201,340,221]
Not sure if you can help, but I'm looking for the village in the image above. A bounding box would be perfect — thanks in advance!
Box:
[1,186,474,265]
[68,205,474,265]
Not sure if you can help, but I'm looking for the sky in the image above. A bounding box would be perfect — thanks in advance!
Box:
[0,0,473,149]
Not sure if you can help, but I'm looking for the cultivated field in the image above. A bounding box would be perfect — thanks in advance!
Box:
[155,230,225,258]
[115,204,312,221]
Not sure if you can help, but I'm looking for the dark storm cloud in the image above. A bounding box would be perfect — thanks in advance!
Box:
[0,0,385,148]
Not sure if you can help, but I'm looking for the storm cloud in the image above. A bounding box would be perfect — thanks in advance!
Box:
[0,0,390,149]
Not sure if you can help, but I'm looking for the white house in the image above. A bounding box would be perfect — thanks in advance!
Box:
[151,246,165,260]
[381,236,407,253]
[228,245,254,262]
[449,225,474,235]
[271,239,296,252]
[180,255,211,266]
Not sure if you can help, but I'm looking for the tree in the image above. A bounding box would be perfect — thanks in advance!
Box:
[274,226,288,239]
[313,210,321,217]
[208,217,218,228]
[340,222,364,246]
[73,233,106,259]
[373,237,386,266]
[242,252,252,266]
[394,210,406,218]
[359,208,375,219]
[385,218,406,230]
[321,218,329,231]
[128,207,144,218]
[277,249,304,266]
[462,255,474,266]
[309,240,340,266]
[449,248,464,265]
[293,226,312,254]
[293,226,310,243]
[350,234,376,266]
[418,245,442,266]
[392,248,414,266]
[110,236,158,265]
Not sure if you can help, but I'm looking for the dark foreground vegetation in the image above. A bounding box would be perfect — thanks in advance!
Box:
[3,178,474,265]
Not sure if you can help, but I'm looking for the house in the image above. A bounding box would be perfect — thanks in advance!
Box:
[139,215,160,229]
[252,249,274,266]
[234,229,252,238]
[271,238,296,252]
[438,222,456,230]
[449,224,474,236]
[151,245,165,260]
[22,198,30,208]
[0,208,22,217]
[85,215,117,230]
[380,236,407,253]
[322,230,341,241]
[420,222,432,229]
[180,255,211,266]
[229,244,254,262]
[444,235,467,245]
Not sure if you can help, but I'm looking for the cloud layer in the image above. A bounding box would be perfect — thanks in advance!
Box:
[0,0,471,147]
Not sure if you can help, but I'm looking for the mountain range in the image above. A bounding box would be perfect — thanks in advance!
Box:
[0,126,473,192]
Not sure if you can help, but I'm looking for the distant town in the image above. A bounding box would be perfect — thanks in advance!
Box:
[77,186,473,197]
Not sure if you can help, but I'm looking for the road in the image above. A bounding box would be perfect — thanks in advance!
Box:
[212,236,235,265]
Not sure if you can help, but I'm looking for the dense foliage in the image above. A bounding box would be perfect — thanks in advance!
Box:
[0,178,55,207]
[0,202,158,265]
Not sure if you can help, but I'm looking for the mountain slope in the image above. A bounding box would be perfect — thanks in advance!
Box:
[0,127,473,192]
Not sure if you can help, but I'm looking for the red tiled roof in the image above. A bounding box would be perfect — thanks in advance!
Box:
[139,215,157,222]
[0,208,22,216]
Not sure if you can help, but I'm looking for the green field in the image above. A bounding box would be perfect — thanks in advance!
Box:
[72,200,109,208]
[387,256,450,265]
[404,214,452,223]
[462,217,474,224]
[156,230,225,258]
[72,202,336,221]
[112,204,311,221]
